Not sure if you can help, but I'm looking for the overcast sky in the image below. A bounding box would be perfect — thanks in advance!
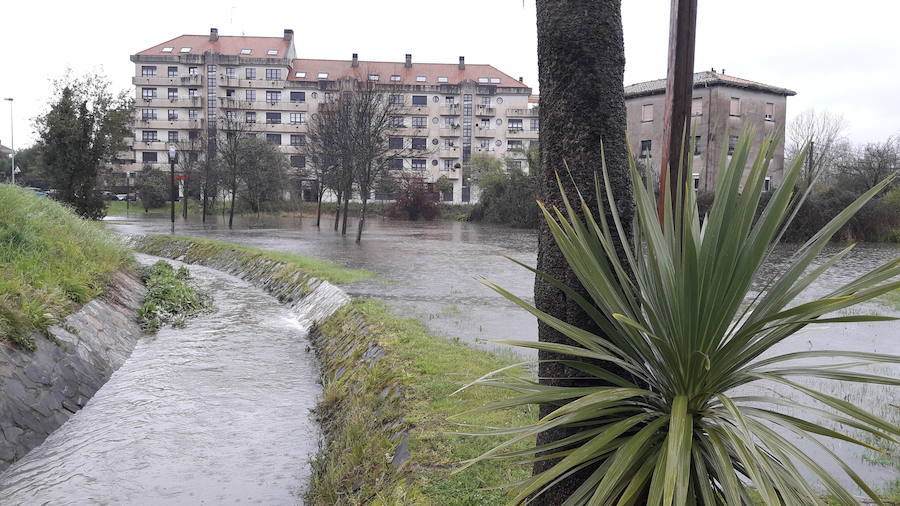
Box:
[1,0,897,149]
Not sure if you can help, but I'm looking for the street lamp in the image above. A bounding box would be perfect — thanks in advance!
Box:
[3,98,13,185]
[168,144,178,234]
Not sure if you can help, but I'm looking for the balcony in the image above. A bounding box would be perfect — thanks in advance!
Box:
[392,127,429,137]
[401,105,430,114]
[505,108,539,117]
[180,74,202,85]
[506,128,538,139]
[134,140,167,151]
[439,104,461,116]
[474,128,497,138]
[438,147,461,158]
[439,168,461,180]
[252,122,308,132]
[438,127,461,137]
[137,119,204,130]
[133,76,184,86]
[475,105,496,116]
[139,97,202,108]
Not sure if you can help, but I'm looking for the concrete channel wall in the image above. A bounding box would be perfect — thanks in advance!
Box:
[0,271,146,471]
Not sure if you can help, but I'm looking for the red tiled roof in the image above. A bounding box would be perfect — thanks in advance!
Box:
[136,35,291,58]
[287,59,528,88]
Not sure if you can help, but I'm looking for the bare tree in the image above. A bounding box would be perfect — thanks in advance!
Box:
[787,109,849,188]
[836,135,899,193]
[238,135,289,214]
[217,109,254,228]
[175,129,206,219]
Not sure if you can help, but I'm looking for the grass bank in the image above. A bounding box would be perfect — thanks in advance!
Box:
[0,184,131,349]
[306,299,536,505]
[134,234,372,285]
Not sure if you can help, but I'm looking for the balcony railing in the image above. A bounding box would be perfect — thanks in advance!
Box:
[505,108,539,117]
[475,105,496,116]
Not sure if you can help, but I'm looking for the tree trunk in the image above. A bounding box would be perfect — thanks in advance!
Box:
[202,184,208,223]
[228,175,237,229]
[340,186,350,236]
[333,190,343,231]
[531,0,633,503]
[356,193,368,243]
[316,188,323,227]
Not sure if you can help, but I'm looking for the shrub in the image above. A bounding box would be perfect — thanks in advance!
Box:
[461,133,899,504]
[137,260,213,332]
[136,167,170,211]
[387,175,440,221]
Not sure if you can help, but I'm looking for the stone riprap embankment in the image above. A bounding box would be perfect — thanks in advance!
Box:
[0,271,145,471]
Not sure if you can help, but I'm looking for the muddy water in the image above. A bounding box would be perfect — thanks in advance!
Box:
[106,212,899,495]
[0,255,325,504]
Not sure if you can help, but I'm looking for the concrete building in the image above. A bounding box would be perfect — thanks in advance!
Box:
[129,28,537,203]
[625,70,795,192]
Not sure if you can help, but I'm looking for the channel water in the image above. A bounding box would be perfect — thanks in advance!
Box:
[0,254,331,504]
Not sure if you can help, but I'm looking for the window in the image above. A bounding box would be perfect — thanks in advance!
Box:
[167,109,178,121]
[764,176,772,192]
[411,95,427,106]
[478,118,490,129]
[140,109,156,121]
[412,137,427,150]
[267,49,278,56]
[694,135,701,155]
[490,78,501,84]
[246,68,256,80]
[179,47,191,53]
[639,139,652,158]
[142,152,158,162]
[188,67,198,76]
[226,89,236,98]
[225,111,236,121]
[389,94,404,106]
[508,119,523,131]
[141,88,157,100]
[290,155,306,168]
[167,66,178,77]
[416,76,426,83]
[246,111,256,123]
[729,97,741,116]
[530,118,539,131]
[317,72,329,79]
[141,66,157,77]
[266,133,282,145]
[264,69,281,80]
[443,117,456,128]
[693,173,700,190]
[188,110,199,120]
[390,116,405,128]
[168,131,179,143]
[368,74,379,81]
[240,49,252,55]
[290,91,305,103]
[728,135,739,155]
[411,116,427,128]
[445,96,455,105]
[189,130,199,140]
[222,67,234,79]
[266,112,281,124]
[390,75,401,82]
[290,134,305,146]
[142,130,158,142]
[437,76,448,83]
[266,91,281,103]
[245,90,256,101]
[481,96,491,106]
[641,104,653,122]
[480,139,491,149]
[290,113,305,125]
[478,77,489,83]
[389,137,404,149]
[765,102,775,121]
[324,92,334,103]
[443,138,455,148]
[166,88,177,100]
[443,159,455,170]
[411,158,426,170]
[691,97,703,116]
[293,72,306,78]
[188,88,198,97]
[161,47,173,53]
[508,140,524,150]
[390,158,404,170]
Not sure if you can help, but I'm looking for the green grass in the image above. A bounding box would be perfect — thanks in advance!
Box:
[306,298,536,505]
[136,234,373,285]
[137,260,213,332]
[0,185,131,349]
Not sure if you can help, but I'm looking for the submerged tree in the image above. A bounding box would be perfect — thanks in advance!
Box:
[238,135,289,214]
[36,71,132,219]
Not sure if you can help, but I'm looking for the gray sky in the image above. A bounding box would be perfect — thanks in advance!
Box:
[1,0,897,149]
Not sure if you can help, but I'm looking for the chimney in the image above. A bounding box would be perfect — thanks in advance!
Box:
[405,54,412,68]
[283,29,294,41]
[458,56,465,70]
[352,53,359,67]
[518,76,524,83]
[209,28,219,42]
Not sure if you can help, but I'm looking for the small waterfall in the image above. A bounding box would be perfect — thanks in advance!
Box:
[289,279,350,330]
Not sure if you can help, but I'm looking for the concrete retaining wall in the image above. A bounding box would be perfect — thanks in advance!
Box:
[0,271,146,471]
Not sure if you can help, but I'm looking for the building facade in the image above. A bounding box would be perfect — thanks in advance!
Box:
[625,71,795,192]
[128,28,538,203]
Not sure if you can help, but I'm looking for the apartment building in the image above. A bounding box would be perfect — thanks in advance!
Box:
[625,70,795,192]
[129,28,537,203]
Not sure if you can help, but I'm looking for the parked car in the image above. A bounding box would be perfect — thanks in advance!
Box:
[101,191,118,201]
[115,193,128,201]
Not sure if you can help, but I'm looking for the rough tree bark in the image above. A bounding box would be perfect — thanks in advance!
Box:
[333,190,342,231]
[532,0,633,503]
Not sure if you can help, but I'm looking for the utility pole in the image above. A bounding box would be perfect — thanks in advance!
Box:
[658,0,698,223]
[168,145,177,234]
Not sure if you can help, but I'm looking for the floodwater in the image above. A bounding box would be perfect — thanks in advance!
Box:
[105,211,899,496]
[0,255,325,504]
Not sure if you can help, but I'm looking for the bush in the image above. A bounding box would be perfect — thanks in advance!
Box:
[386,175,440,221]
[136,167,170,211]
[470,168,540,228]
[137,260,213,332]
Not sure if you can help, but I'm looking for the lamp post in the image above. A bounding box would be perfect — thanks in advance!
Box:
[125,171,131,217]
[3,98,13,185]
[168,144,177,234]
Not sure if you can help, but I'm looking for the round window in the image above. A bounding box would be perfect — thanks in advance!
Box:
[496,118,503,125]
[495,140,502,147]
[432,159,438,166]
[431,138,439,145]
[431,117,439,124]
[496,97,503,104]
[432,96,440,103]
[311,92,318,99]
[311,113,319,120]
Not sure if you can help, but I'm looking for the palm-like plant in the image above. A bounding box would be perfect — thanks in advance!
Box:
[456,131,899,505]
